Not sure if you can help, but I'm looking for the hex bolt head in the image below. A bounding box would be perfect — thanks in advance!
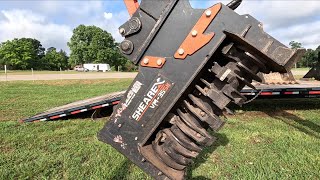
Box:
[178,48,184,55]
[200,111,205,117]
[191,30,198,37]
[160,133,167,142]
[196,133,202,138]
[121,42,130,51]
[157,59,163,66]
[205,10,212,17]
[119,28,125,35]
[143,58,149,65]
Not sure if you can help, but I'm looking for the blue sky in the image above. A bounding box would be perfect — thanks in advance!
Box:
[0,0,319,53]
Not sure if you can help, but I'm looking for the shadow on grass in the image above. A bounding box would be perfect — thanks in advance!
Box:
[109,159,132,179]
[238,99,320,139]
[264,110,320,139]
[186,133,229,180]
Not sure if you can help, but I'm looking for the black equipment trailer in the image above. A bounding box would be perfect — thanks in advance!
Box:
[21,81,320,123]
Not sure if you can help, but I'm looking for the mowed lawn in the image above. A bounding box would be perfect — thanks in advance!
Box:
[0,79,319,179]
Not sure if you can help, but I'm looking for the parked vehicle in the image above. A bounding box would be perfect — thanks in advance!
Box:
[74,66,89,72]
[84,64,111,72]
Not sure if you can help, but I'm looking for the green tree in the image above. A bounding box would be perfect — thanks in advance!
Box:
[68,25,128,69]
[289,41,302,49]
[0,38,45,70]
[42,47,69,70]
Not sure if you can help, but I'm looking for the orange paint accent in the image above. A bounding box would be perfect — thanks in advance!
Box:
[124,0,139,17]
[174,3,222,60]
[140,56,166,68]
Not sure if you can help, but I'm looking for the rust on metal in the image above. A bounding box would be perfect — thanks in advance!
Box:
[140,56,166,68]
[124,0,139,17]
[174,3,222,60]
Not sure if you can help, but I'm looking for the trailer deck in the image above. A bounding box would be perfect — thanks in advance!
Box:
[21,91,125,123]
[21,81,320,123]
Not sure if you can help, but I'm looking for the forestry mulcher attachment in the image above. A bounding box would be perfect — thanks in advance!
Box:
[98,0,305,179]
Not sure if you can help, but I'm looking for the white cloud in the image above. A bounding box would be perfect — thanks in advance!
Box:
[103,12,113,20]
[191,0,320,49]
[0,0,319,52]
[0,1,128,52]
[0,10,72,52]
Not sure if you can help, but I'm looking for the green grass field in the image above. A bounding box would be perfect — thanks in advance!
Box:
[0,70,118,75]
[0,79,319,179]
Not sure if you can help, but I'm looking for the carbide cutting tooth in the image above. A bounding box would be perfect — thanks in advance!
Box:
[152,133,186,170]
[195,85,207,95]
[162,143,193,166]
[174,115,211,146]
[200,78,212,88]
[183,100,225,131]
[177,109,215,146]
[163,129,199,158]
[170,124,202,152]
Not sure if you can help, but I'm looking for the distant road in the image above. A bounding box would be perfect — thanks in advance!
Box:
[0,72,138,81]
[0,68,310,82]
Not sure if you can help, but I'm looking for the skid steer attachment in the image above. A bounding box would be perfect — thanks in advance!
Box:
[98,0,305,179]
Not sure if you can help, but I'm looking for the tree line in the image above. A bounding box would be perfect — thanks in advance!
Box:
[0,38,68,70]
[1,25,318,71]
[0,25,132,71]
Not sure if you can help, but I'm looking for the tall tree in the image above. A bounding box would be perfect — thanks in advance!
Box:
[42,47,69,70]
[0,38,45,70]
[68,25,128,69]
[289,41,302,49]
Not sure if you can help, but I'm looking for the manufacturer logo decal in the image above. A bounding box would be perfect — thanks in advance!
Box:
[125,81,143,107]
[132,76,173,121]
[114,81,142,120]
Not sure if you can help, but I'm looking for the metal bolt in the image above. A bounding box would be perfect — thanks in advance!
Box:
[141,158,146,162]
[200,111,205,117]
[135,137,138,140]
[157,59,163,66]
[120,40,133,55]
[141,124,144,127]
[121,41,130,51]
[160,134,167,142]
[118,124,122,128]
[158,171,163,176]
[143,58,149,65]
[205,10,212,17]
[196,133,201,138]
[191,30,198,37]
[178,48,184,55]
[119,28,125,35]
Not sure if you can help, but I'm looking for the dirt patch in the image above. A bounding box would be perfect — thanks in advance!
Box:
[249,134,273,145]
[211,153,222,164]
[0,144,15,153]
